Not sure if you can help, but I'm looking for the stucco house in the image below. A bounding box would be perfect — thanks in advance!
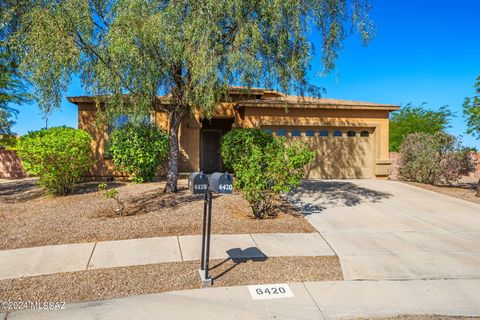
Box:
[67,88,399,179]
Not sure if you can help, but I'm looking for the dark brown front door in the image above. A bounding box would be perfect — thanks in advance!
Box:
[201,130,222,173]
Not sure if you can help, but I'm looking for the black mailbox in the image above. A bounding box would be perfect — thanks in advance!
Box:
[209,172,233,194]
[188,172,209,194]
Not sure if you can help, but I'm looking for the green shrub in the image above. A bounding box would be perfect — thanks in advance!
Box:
[98,182,124,215]
[398,132,475,185]
[17,126,94,195]
[221,128,315,219]
[220,128,274,170]
[0,134,18,149]
[107,123,169,183]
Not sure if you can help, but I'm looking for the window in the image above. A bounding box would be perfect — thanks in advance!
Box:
[360,130,370,137]
[305,129,315,137]
[347,130,356,137]
[263,128,273,134]
[333,130,342,137]
[110,114,151,131]
[320,130,329,137]
[276,129,287,136]
[291,130,301,137]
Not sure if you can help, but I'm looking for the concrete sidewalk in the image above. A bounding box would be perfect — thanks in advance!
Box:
[6,279,480,320]
[0,233,334,280]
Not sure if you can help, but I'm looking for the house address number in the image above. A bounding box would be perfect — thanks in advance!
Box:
[194,184,208,190]
[247,284,294,300]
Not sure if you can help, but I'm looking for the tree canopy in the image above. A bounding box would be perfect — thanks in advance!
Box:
[0,47,29,135]
[1,1,32,135]
[6,0,374,191]
[463,76,480,140]
[389,104,453,152]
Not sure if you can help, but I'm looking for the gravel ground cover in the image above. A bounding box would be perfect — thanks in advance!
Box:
[0,179,315,250]
[404,179,480,206]
[0,256,341,309]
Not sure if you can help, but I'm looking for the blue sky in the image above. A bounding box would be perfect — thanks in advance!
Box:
[11,0,480,148]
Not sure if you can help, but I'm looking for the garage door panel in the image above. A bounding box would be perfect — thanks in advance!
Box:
[267,126,373,179]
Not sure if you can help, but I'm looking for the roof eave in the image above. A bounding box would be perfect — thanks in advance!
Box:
[238,101,400,111]
[67,95,174,106]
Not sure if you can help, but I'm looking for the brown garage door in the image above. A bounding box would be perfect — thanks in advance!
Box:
[265,126,374,179]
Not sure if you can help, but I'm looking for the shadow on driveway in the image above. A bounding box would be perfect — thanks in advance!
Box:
[287,180,393,215]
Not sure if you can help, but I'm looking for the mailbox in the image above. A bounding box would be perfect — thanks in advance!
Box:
[188,172,209,194]
[209,172,234,194]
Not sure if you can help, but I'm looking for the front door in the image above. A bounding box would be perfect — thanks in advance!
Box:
[201,130,222,173]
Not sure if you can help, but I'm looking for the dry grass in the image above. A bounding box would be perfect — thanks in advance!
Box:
[405,179,480,206]
[0,256,341,309]
[0,179,315,250]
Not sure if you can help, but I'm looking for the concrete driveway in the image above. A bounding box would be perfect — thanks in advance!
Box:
[288,179,480,280]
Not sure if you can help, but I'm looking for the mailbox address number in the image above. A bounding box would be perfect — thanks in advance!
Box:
[218,184,232,191]
[194,184,208,190]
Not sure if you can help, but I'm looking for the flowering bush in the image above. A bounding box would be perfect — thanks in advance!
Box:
[398,132,475,185]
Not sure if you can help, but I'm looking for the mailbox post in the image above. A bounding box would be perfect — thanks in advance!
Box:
[190,172,233,286]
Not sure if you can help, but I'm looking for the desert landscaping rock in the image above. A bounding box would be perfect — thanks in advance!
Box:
[0,257,342,309]
[0,180,315,250]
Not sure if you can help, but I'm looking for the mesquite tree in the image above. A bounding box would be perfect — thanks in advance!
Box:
[463,76,480,197]
[6,0,374,192]
[1,1,31,135]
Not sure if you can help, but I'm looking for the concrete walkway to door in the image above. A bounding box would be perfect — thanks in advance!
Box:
[288,179,480,280]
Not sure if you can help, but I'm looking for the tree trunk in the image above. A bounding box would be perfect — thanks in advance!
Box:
[164,108,184,193]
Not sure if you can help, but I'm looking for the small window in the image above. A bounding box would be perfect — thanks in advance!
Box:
[320,130,329,137]
[333,130,342,137]
[291,130,301,137]
[305,129,315,137]
[276,129,287,136]
[347,130,356,137]
[360,130,370,137]
[263,129,273,134]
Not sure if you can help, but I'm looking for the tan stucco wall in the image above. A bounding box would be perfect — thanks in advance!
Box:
[78,103,120,177]
[239,107,391,177]
[0,150,26,179]
[78,102,392,178]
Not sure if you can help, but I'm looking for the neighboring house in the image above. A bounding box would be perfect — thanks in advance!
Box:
[67,88,399,179]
